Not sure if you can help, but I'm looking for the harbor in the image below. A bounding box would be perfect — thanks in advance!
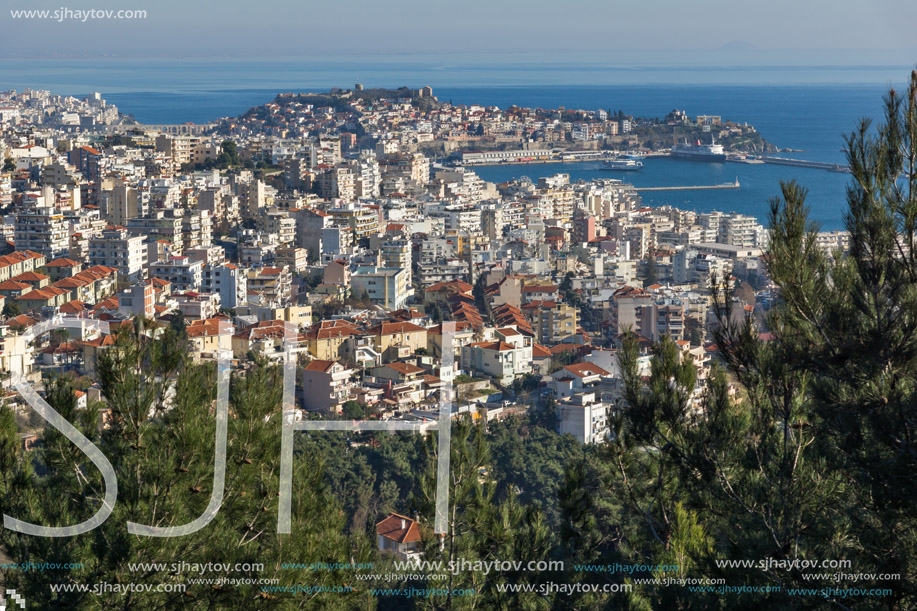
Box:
[471,154,851,230]
[459,148,850,173]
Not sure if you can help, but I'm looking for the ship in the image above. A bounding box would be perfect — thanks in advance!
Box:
[670,137,727,162]
[601,157,643,171]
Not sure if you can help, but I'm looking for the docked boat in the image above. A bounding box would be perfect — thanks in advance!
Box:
[670,137,727,162]
[602,157,643,171]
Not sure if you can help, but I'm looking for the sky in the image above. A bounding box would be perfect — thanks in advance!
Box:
[1,0,916,61]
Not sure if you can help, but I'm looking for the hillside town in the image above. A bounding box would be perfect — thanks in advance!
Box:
[0,85,849,447]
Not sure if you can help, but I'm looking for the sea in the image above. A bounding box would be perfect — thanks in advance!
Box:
[2,57,911,230]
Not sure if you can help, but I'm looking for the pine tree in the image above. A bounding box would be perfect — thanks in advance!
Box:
[0,324,375,609]
[599,71,917,610]
[417,416,554,610]
[0,402,21,490]
[720,70,917,606]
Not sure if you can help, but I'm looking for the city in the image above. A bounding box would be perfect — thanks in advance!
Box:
[0,84,808,441]
[0,73,913,610]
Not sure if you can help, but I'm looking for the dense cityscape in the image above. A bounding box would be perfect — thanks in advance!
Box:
[0,84,800,437]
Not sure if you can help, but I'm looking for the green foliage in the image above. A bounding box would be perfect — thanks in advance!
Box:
[168,311,188,342]
[417,416,555,610]
[217,140,240,167]
[550,349,576,372]
[3,300,21,318]
[594,73,917,610]
[340,400,378,420]
[511,372,540,395]
[0,325,374,609]
[489,415,580,526]
[297,430,427,535]
[642,254,658,288]
[0,402,21,488]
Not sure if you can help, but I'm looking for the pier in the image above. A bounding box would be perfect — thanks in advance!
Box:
[758,156,850,173]
[635,180,740,192]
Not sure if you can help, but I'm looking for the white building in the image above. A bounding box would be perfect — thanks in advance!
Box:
[175,291,221,320]
[149,256,203,292]
[556,392,609,444]
[88,227,148,281]
[351,266,412,310]
[14,204,69,260]
[202,262,247,309]
[461,327,533,386]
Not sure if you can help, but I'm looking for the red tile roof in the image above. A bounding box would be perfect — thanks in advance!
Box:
[469,341,517,352]
[376,513,421,544]
[186,318,225,338]
[562,362,609,378]
[59,300,88,314]
[3,314,39,329]
[45,257,81,267]
[304,359,337,372]
[11,271,48,282]
[383,362,424,375]
[532,344,552,358]
[368,322,426,336]
[0,280,31,291]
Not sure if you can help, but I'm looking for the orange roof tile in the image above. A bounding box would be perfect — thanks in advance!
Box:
[376,513,421,544]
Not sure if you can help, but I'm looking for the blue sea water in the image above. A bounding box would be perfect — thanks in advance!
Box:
[440,84,888,230]
[1,57,906,230]
[113,86,883,230]
[472,158,849,231]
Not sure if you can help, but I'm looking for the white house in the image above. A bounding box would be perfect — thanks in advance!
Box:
[376,513,422,563]
[556,391,609,444]
[551,362,610,399]
[461,326,533,385]
[301,359,355,414]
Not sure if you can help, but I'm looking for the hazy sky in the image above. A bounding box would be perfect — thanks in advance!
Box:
[2,0,916,59]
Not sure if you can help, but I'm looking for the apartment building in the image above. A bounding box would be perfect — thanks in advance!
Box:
[258,211,296,246]
[149,256,203,292]
[14,206,69,260]
[526,301,578,345]
[379,240,411,283]
[275,247,308,273]
[88,227,148,281]
[316,167,357,202]
[117,281,155,318]
[556,392,609,444]
[329,203,380,240]
[101,183,145,226]
[301,359,355,414]
[246,266,292,304]
[461,327,533,385]
[717,213,760,248]
[126,214,184,255]
[201,262,247,309]
[351,266,412,310]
